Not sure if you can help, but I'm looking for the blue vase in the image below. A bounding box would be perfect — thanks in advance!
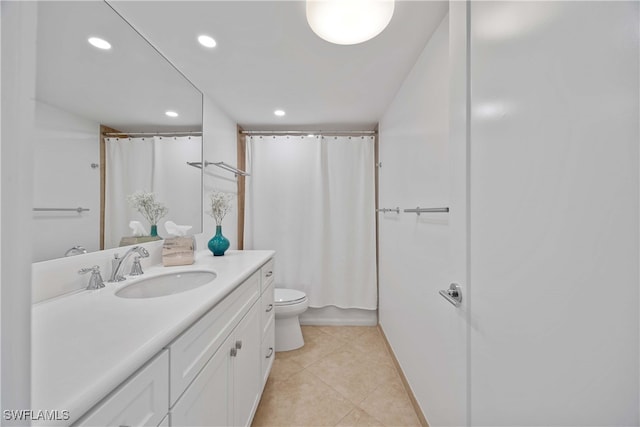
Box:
[208,225,230,256]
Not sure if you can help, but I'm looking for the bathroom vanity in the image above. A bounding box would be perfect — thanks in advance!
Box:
[31,250,275,426]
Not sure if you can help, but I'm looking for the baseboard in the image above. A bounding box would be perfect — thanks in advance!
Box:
[378,324,430,427]
[299,306,378,326]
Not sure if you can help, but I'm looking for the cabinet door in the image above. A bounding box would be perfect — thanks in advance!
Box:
[232,303,262,427]
[261,317,275,388]
[170,334,233,427]
[76,351,169,427]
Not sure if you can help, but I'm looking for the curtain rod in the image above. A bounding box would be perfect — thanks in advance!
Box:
[103,131,202,136]
[240,130,377,136]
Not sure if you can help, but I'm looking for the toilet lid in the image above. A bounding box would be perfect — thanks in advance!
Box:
[274,288,307,305]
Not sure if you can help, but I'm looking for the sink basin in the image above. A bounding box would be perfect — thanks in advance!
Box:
[116,271,217,299]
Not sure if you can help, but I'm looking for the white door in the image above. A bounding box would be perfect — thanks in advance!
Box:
[232,304,262,427]
[171,334,233,427]
[468,1,639,425]
[446,2,472,426]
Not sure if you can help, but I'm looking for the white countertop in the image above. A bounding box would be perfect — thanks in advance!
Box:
[31,250,274,426]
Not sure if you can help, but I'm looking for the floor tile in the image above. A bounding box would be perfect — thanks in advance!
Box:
[277,331,347,368]
[252,326,422,427]
[357,377,421,427]
[306,348,399,404]
[335,408,384,427]
[268,356,305,383]
[317,326,373,342]
[347,328,394,366]
[301,325,330,342]
[252,370,354,426]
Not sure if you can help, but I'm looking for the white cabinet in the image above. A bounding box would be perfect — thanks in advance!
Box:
[74,257,275,427]
[75,351,169,427]
[259,266,275,389]
[171,288,262,427]
[169,257,275,427]
[168,272,260,406]
[231,303,262,427]
[170,333,233,426]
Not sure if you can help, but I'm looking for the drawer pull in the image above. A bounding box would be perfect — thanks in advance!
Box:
[265,304,274,312]
[265,271,273,278]
[235,340,243,350]
[265,347,274,359]
[230,347,237,357]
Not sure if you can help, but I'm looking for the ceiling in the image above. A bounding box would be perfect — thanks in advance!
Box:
[108,0,449,131]
[36,1,203,132]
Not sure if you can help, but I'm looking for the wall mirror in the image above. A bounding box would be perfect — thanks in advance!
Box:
[33,1,203,262]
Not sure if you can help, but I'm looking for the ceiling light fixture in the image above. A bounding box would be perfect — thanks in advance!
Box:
[88,37,111,50]
[165,111,179,118]
[274,110,286,117]
[306,0,395,45]
[198,35,217,48]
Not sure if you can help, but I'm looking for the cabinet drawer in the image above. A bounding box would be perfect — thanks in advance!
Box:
[261,318,275,388]
[261,258,275,292]
[260,280,275,336]
[168,272,260,406]
[75,350,169,427]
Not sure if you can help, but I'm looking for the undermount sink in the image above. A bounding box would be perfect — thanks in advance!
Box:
[116,271,217,299]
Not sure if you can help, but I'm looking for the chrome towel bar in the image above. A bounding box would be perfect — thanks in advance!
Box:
[187,160,250,177]
[33,207,90,213]
[376,207,400,214]
[404,207,449,214]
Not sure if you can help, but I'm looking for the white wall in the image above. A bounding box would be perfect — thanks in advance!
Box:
[202,95,239,248]
[469,2,639,425]
[1,0,36,418]
[33,102,100,262]
[378,14,464,426]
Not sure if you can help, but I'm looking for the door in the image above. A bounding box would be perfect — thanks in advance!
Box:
[445,2,472,426]
[232,302,262,427]
[468,1,639,425]
[171,334,233,427]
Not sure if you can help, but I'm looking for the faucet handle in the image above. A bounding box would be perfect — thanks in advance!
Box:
[78,265,105,290]
[129,255,144,276]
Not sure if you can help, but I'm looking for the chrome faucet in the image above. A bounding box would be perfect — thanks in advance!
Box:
[65,245,88,257]
[78,265,105,290]
[108,246,150,282]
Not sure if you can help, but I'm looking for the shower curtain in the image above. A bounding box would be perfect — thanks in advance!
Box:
[104,136,201,248]
[244,135,377,309]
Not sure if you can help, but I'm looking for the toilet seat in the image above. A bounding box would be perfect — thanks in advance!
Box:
[274,288,307,306]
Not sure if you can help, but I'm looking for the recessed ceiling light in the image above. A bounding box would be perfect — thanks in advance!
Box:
[306,0,395,45]
[274,110,286,117]
[165,111,179,118]
[88,37,111,50]
[307,134,315,138]
[198,35,217,48]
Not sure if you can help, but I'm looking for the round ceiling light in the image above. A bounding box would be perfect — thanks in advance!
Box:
[306,0,395,45]
[165,111,179,118]
[198,35,217,48]
[88,37,111,50]
[274,110,286,117]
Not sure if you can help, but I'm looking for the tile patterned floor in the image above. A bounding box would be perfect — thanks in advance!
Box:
[252,326,422,427]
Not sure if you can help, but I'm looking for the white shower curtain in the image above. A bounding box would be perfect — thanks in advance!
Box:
[244,135,377,309]
[104,136,202,248]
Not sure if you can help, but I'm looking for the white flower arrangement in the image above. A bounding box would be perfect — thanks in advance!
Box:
[208,191,233,226]
[127,191,168,226]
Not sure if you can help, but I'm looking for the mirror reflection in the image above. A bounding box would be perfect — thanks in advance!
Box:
[33,1,203,262]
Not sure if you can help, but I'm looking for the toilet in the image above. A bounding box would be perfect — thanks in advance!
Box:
[274,288,309,352]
